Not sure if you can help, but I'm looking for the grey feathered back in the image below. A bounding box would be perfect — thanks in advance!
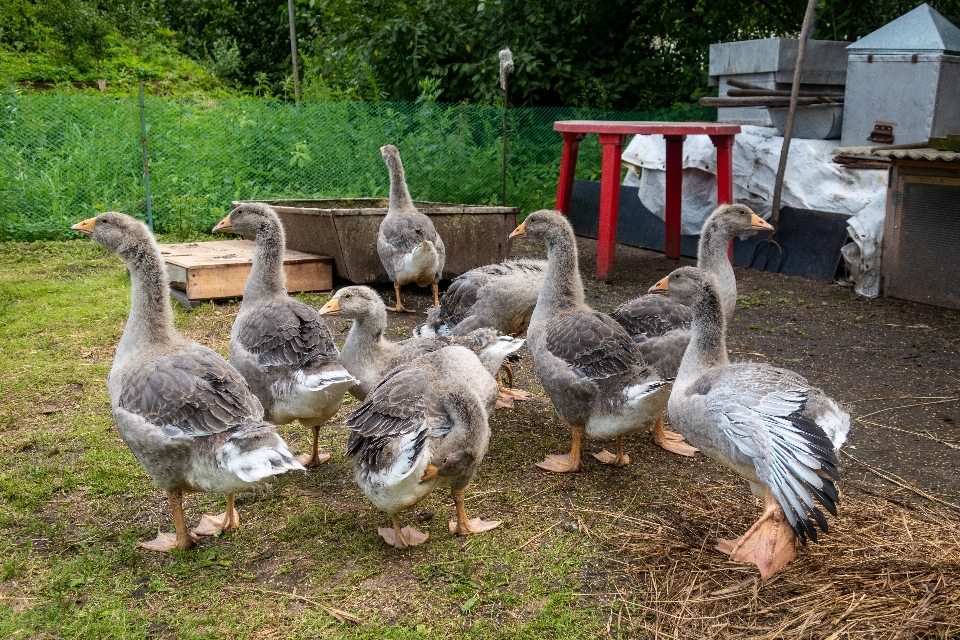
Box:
[377,145,446,284]
[417,259,547,337]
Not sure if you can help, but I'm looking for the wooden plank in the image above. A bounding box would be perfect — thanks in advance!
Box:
[158,239,332,301]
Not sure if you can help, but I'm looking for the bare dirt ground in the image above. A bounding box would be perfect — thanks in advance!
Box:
[370,236,960,510]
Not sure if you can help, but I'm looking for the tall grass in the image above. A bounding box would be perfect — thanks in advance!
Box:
[0,93,714,240]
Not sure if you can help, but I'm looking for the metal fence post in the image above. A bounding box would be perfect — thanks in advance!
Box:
[138,79,154,231]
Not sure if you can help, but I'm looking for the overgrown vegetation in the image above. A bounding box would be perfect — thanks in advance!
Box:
[0,91,711,241]
[4,0,958,107]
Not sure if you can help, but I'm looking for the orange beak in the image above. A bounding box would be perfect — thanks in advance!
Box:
[71,217,96,237]
[509,220,526,239]
[319,298,340,316]
[648,276,669,295]
[750,214,774,232]
[212,213,233,234]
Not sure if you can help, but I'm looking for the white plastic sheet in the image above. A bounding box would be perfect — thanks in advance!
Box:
[621,125,889,296]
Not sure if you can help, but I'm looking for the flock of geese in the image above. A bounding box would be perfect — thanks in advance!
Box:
[70,144,850,582]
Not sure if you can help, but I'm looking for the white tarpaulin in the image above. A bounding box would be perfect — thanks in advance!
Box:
[621,125,888,296]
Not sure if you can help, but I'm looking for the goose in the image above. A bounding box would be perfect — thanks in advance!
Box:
[346,345,501,548]
[650,267,849,581]
[510,210,673,472]
[319,286,527,406]
[611,204,773,457]
[378,144,446,313]
[212,203,357,468]
[71,213,302,551]
[414,259,547,338]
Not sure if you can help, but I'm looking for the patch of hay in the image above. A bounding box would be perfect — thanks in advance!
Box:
[576,481,960,639]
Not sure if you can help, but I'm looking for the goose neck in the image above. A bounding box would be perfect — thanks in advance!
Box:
[387,156,416,213]
[116,241,178,359]
[697,224,736,317]
[531,236,584,325]
[343,307,394,360]
[675,291,729,388]
[242,221,287,306]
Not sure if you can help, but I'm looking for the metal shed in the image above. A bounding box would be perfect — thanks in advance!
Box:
[841,4,960,147]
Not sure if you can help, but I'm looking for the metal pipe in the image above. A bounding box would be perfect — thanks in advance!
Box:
[138,78,153,231]
[288,0,301,105]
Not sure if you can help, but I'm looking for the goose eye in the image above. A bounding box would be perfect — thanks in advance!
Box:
[343,293,352,299]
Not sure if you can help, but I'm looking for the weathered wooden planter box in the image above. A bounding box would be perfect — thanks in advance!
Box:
[232,199,520,284]
[160,240,333,309]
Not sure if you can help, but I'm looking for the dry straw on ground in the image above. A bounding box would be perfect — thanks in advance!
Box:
[571,478,960,639]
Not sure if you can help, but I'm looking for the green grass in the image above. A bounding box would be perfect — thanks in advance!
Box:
[0,239,613,638]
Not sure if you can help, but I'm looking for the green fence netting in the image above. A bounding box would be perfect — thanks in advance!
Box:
[0,94,715,241]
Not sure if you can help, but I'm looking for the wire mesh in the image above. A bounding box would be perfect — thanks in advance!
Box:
[0,93,715,240]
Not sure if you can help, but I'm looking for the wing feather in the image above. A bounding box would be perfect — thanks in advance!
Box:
[118,346,261,436]
[236,300,338,369]
[701,363,844,544]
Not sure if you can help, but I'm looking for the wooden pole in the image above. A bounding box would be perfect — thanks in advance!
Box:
[288,0,301,105]
[499,48,514,207]
[770,0,819,232]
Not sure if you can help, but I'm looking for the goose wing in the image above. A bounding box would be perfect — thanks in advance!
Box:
[118,346,262,436]
[345,366,442,471]
[611,295,691,343]
[235,300,338,369]
[545,312,643,381]
[695,363,842,544]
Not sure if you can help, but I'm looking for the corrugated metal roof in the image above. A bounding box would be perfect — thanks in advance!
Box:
[847,4,960,55]
[873,148,960,162]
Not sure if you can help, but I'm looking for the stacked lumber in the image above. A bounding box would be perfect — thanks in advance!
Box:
[700,78,844,108]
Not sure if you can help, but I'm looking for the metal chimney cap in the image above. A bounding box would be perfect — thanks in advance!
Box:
[847,3,960,55]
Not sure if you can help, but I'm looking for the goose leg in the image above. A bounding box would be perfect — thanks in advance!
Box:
[495,363,533,408]
[593,435,631,467]
[430,283,440,309]
[192,493,240,537]
[448,488,501,535]
[499,363,515,388]
[651,414,699,457]
[296,423,331,468]
[386,282,416,313]
[715,486,797,582]
[536,425,584,473]
[378,513,429,549]
[141,489,198,552]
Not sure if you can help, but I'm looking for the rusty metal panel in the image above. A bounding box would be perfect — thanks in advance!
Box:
[883,170,960,309]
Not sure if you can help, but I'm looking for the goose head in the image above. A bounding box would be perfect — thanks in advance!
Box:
[212,202,281,237]
[71,212,151,259]
[380,144,404,175]
[706,203,773,237]
[509,209,573,248]
[648,266,720,308]
[320,285,384,321]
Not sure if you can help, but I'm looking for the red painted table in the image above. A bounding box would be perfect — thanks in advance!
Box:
[553,121,741,281]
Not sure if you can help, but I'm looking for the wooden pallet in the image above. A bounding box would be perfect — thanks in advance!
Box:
[159,240,333,309]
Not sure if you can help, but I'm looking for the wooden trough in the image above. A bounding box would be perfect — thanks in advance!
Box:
[159,240,332,309]
[232,199,520,284]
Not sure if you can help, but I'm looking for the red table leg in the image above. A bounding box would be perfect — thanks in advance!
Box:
[555,132,585,216]
[710,133,736,261]
[664,135,686,260]
[596,133,627,282]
